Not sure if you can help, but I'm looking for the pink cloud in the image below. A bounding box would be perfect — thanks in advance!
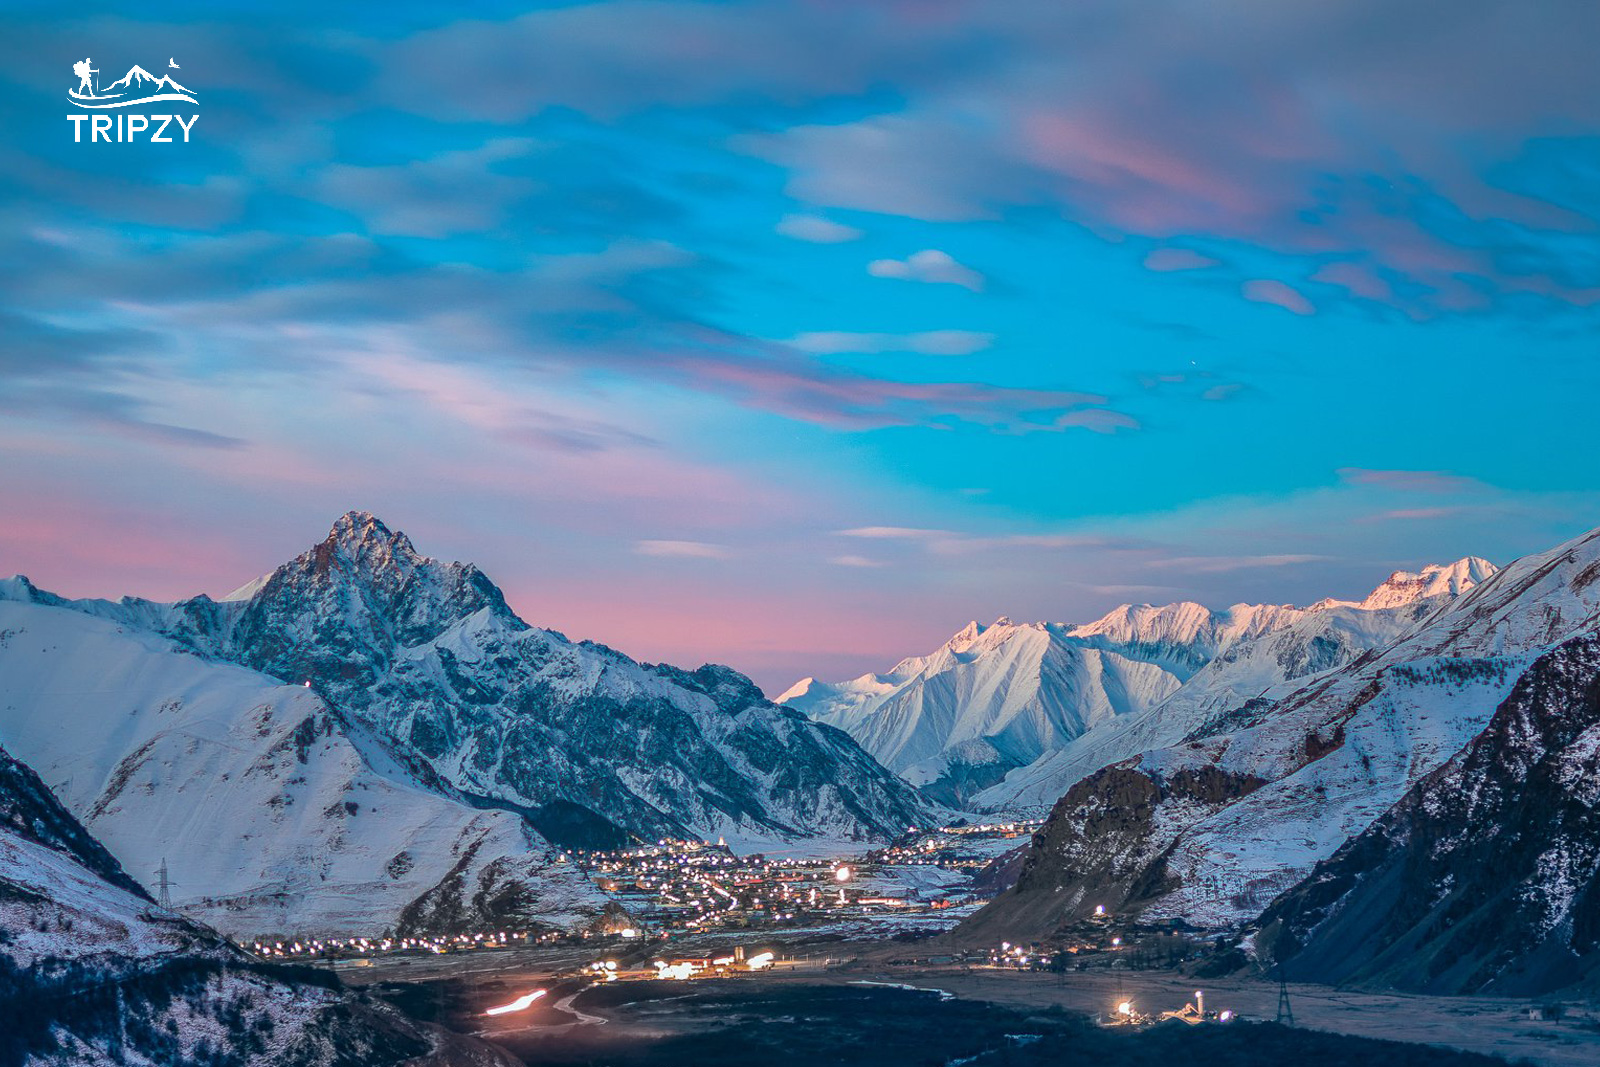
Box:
[837,526,950,539]
[828,554,884,568]
[1311,261,1396,304]
[1143,248,1221,272]
[634,540,729,559]
[788,329,993,355]
[1241,279,1315,315]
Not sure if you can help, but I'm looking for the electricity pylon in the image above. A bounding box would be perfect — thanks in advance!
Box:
[154,857,178,909]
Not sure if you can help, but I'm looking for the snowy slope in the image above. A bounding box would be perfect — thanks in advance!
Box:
[958,529,1597,943]
[1257,629,1600,996]
[0,592,607,941]
[788,561,1490,810]
[0,743,519,1067]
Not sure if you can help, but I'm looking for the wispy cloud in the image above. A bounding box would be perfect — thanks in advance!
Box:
[788,330,994,355]
[635,539,730,559]
[837,526,951,540]
[1338,468,1480,494]
[1147,553,1329,573]
[1143,248,1221,272]
[776,215,863,243]
[1357,506,1475,524]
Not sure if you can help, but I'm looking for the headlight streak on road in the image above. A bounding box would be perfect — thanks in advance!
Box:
[483,989,546,1016]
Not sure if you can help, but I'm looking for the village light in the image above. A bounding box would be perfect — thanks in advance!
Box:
[834,865,852,882]
[1117,1001,1133,1015]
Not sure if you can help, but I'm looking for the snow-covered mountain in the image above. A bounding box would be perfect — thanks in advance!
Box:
[187,512,932,847]
[0,742,517,1067]
[978,560,1495,812]
[1256,628,1600,995]
[957,527,1598,945]
[0,581,608,940]
[782,617,1188,805]
[1320,557,1492,611]
[784,560,1491,808]
[0,513,929,942]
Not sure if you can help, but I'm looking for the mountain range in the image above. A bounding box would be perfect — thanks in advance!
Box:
[0,512,931,940]
[956,524,1600,995]
[782,558,1493,807]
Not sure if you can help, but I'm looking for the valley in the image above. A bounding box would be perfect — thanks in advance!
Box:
[5,514,1599,1065]
[331,944,1600,1067]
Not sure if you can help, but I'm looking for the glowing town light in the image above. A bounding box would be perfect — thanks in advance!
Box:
[484,990,546,1016]
[1094,905,1105,916]
[1111,937,1121,947]
[1117,1001,1133,1015]
[833,866,852,882]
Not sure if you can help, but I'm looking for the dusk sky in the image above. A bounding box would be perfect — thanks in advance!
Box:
[5,2,1599,693]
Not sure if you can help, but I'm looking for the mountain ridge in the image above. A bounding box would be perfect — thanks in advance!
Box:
[784,557,1493,808]
[955,523,1600,951]
[0,511,933,945]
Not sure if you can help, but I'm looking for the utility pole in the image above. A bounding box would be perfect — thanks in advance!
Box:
[155,857,177,910]
[1275,962,1294,1026]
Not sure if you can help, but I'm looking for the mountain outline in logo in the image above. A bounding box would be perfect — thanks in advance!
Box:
[69,57,197,109]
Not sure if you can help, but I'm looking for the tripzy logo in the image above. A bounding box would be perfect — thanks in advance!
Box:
[67,56,198,143]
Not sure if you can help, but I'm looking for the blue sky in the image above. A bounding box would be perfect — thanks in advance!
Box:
[4,1,1599,691]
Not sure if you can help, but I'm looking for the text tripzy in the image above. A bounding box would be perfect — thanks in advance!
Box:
[68,114,198,142]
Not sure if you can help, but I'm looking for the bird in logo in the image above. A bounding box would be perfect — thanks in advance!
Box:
[169,58,180,69]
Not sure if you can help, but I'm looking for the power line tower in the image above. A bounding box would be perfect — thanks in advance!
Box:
[1275,962,1295,1026]
[154,857,178,910]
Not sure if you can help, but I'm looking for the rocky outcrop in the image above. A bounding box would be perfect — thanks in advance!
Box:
[957,760,1265,943]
